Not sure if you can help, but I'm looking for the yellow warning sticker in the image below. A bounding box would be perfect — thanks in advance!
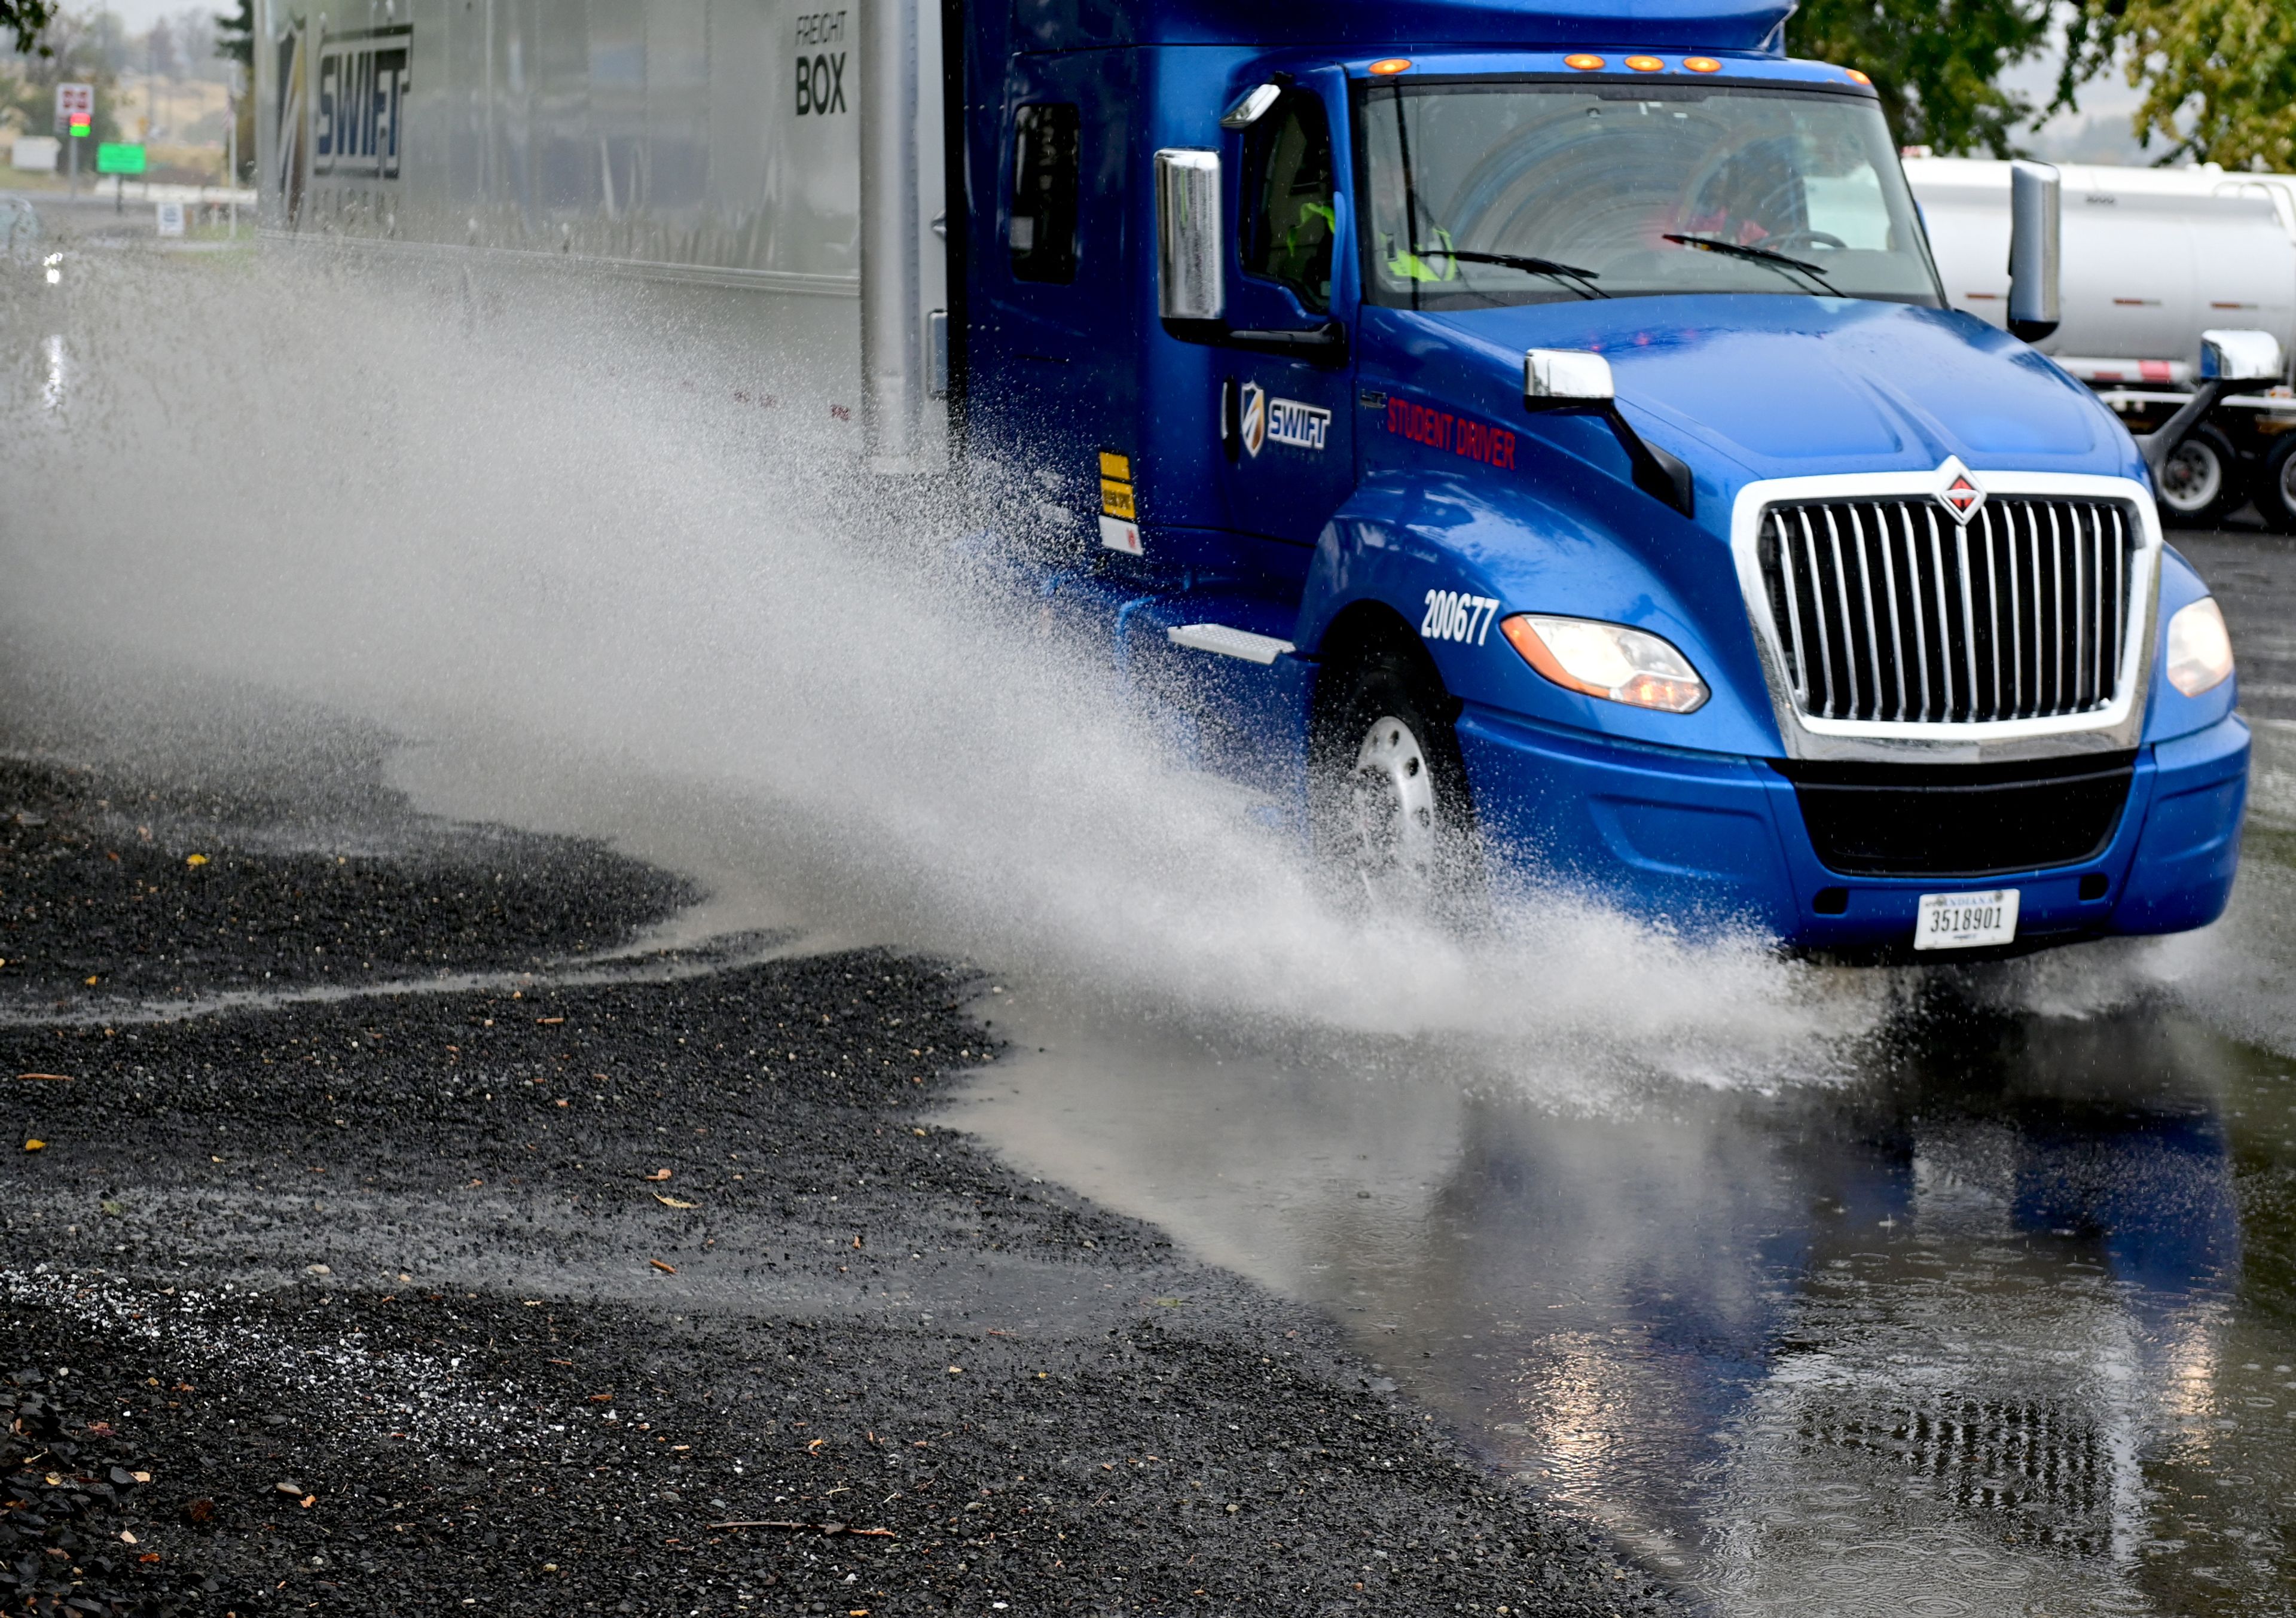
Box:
[1100,478,1137,520]
[1098,450,1132,481]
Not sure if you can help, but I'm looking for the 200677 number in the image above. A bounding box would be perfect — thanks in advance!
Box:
[1422,589,1500,646]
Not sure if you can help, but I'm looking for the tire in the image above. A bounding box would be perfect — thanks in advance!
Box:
[1308,640,1485,921]
[2154,423,2243,529]
[2257,431,2296,533]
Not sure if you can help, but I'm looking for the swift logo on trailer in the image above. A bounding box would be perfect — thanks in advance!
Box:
[1934,456,1986,525]
[313,26,410,179]
[1237,382,1329,457]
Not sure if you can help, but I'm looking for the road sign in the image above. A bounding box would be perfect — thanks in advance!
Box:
[155,200,185,237]
[95,144,146,175]
[54,83,93,135]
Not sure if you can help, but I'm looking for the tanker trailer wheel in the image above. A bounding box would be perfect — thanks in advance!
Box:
[2257,431,2296,533]
[2155,423,2243,529]
[1308,642,1485,921]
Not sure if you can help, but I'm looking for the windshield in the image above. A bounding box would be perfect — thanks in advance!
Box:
[1360,81,1942,309]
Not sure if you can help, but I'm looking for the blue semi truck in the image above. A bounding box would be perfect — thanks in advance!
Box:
[255,0,2250,956]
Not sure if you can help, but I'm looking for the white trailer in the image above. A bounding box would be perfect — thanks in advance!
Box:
[1905,156,2296,378]
[1908,157,2296,527]
[252,0,951,470]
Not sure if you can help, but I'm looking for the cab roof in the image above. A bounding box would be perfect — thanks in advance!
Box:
[1013,0,1796,56]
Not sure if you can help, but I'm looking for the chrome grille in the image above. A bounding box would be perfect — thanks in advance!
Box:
[1758,497,2140,725]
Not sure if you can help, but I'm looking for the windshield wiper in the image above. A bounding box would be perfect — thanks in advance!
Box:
[1662,233,1840,295]
[1413,246,1609,300]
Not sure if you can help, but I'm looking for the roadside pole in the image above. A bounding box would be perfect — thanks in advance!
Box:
[226,63,242,238]
[54,83,94,198]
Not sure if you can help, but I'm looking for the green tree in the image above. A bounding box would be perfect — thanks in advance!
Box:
[1791,0,2064,154]
[2110,0,2296,166]
[1,0,54,58]
[214,0,251,68]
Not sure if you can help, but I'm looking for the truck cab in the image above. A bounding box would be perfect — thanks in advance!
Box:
[957,0,2249,955]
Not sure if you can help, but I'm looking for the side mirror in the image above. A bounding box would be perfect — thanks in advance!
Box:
[1522,347,1692,516]
[1220,84,1281,130]
[1155,148,1223,322]
[1524,348,1616,405]
[2007,159,2060,343]
[2202,327,2284,382]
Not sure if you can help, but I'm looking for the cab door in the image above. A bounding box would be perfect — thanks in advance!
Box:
[1213,75,1358,549]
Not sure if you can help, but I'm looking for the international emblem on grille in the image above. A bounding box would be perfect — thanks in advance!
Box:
[1935,456,1986,525]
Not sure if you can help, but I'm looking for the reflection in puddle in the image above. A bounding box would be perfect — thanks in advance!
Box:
[39,333,66,413]
[953,982,2296,1615]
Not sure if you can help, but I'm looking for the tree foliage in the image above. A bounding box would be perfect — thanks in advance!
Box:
[215,0,251,68]
[1791,0,2063,154]
[2109,0,2296,166]
[1,0,54,58]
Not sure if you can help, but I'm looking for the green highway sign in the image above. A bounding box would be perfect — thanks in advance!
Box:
[94,144,146,175]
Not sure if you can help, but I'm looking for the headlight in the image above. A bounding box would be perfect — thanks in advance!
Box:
[1500,613,1709,713]
[2165,596,2234,697]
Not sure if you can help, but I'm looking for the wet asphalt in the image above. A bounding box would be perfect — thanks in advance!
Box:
[2,521,2294,1618]
[0,749,1668,1618]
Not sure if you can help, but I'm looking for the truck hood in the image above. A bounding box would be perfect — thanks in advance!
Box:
[1409,295,2135,483]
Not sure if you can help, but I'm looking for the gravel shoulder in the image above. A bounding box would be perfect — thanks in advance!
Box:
[0,753,1675,1618]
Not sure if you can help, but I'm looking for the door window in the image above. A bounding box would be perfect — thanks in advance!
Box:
[1010,102,1080,283]
[1240,90,1336,313]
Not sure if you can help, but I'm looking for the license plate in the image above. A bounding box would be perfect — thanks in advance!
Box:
[1915,889,2020,950]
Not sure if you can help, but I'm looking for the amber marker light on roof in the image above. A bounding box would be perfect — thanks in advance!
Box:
[1564,53,1605,70]
[1369,57,1412,75]
[1846,68,1871,84]
[1625,54,1665,71]
[1683,56,1722,72]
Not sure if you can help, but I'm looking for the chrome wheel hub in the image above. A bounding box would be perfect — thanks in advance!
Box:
[2161,439,2224,511]
[1347,713,1439,896]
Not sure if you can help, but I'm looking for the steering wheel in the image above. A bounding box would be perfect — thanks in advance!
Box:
[1761,228,1849,254]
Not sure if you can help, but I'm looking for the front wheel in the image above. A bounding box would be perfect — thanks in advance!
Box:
[1308,644,1484,920]
[2155,423,2244,529]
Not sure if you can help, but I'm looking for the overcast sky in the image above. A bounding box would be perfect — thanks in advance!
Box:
[90,0,219,41]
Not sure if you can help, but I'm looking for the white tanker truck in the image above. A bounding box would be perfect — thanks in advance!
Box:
[1907,156,2296,529]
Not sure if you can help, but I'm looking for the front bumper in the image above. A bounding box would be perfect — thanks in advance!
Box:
[1458,706,2251,953]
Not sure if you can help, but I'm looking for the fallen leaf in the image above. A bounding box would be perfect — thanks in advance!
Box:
[643,1168,673,1183]
[805,1439,827,1454]
[185,854,207,867]
[653,1193,697,1210]
[138,1552,161,1564]
[649,1259,676,1275]
[299,1495,315,1509]
[119,1530,138,1544]
[22,1140,44,1152]
[131,1471,150,1483]
[947,1366,963,1375]
[83,975,99,987]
